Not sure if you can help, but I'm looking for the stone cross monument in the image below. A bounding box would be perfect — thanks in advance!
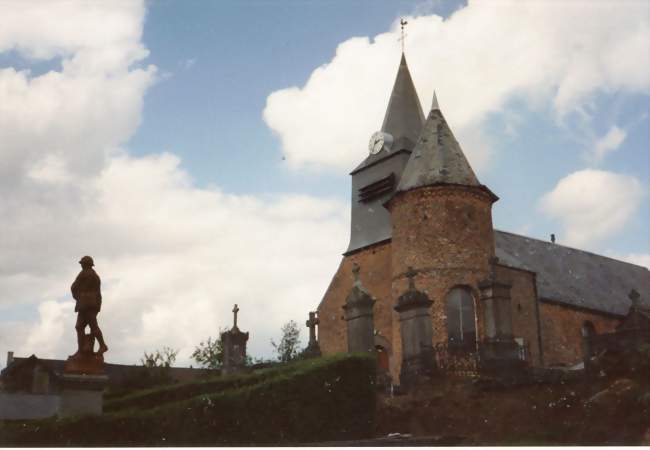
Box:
[221,304,249,375]
[303,311,321,358]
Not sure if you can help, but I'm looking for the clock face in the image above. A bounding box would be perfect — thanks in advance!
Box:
[369,131,385,155]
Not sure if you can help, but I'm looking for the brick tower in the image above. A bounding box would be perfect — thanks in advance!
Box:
[317,53,424,362]
[386,93,499,382]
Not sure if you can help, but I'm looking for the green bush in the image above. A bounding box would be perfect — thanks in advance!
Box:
[1,353,376,446]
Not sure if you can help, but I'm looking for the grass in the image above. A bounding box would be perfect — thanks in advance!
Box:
[1,353,377,446]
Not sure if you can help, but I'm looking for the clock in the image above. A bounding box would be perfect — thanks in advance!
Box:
[368,131,393,155]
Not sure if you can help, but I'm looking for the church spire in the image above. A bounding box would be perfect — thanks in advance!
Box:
[380,53,425,151]
[396,90,482,193]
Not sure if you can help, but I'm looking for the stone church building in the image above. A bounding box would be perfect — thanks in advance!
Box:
[316,54,650,384]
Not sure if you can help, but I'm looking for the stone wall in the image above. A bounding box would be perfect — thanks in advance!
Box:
[494,264,542,365]
[539,302,620,366]
[388,186,496,382]
[317,242,394,359]
[0,392,60,420]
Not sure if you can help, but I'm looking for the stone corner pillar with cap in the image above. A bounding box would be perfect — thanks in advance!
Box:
[478,278,525,377]
[342,264,376,354]
[394,268,435,388]
[221,304,249,375]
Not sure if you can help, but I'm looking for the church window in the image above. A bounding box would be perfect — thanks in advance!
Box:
[446,287,476,352]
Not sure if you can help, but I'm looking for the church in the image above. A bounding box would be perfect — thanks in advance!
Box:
[316,53,650,384]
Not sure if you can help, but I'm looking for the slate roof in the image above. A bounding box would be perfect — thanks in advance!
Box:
[0,354,58,378]
[351,53,424,175]
[396,95,481,193]
[495,230,650,316]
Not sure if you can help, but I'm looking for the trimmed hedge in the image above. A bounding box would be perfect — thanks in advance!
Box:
[1,353,376,446]
[104,362,301,413]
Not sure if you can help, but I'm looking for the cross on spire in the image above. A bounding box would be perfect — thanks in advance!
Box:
[232,304,239,328]
[405,266,417,290]
[399,18,408,53]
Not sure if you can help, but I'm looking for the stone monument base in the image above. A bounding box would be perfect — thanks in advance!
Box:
[479,340,527,382]
[59,373,108,418]
[64,352,105,375]
[399,348,436,389]
[303,342,322,359]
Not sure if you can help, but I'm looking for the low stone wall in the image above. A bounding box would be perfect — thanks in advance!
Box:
[0,392,60,420]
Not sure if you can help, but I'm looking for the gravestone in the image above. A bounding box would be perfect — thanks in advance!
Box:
[342,264,376,353]
[394,267,434,387]
[478,276,525,378]
[60,256,108,417]
[303,311,322,358]
[221,304,249,375]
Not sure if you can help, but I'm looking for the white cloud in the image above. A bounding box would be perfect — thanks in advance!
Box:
[539,169,644,247]
[0,1,148,70]
[0,1,349,368]
[1,153,348,366]
[618,253,650,270]
[263,0,650,172]
[590,126,627,163]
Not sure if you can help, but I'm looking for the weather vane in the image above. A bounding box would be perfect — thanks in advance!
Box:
[399,18,408,53]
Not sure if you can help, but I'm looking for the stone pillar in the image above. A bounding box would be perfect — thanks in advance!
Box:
[342,264,376,354]
[303,311,322,358]
[394,267,434,388]
[478,278,524,376]
[59,373,108,418]
[221,304,249,375]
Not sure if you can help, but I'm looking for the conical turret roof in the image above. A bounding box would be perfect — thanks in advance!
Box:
[396,92,481,192]
[381,53,425,149]
[350,53,424,174]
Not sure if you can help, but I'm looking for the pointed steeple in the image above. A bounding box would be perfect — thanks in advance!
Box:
[380,53,425,151]
[430,90,439,111]
[396,91,481,193]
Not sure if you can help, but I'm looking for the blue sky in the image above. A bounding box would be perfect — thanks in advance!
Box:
[130,0,649,249]
[0,0,648,368]
[129,0,465,197]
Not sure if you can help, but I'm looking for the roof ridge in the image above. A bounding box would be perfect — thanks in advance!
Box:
[494,229,650,271]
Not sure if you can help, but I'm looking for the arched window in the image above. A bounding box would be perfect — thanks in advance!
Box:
[446,287,476,352]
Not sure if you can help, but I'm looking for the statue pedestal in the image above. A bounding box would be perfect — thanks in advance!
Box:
[59,373,108,418]
[221,326,249,375]
[60,333,107,417]
[303,342,322,358]
[64,353,105,375]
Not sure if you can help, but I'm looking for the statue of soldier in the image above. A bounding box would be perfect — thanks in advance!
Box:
[71,256,108,356]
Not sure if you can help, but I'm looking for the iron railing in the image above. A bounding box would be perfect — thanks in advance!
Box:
[423,340,530,378]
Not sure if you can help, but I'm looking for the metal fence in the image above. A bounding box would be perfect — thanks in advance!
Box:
[423,340,530,378]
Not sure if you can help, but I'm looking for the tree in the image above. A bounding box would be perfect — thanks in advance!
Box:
[131,346,179,390]
[191,333,224,369]
[271,320,302,362]
[140,346,178,368]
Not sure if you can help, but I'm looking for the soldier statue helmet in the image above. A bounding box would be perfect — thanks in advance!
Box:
[70,255,108,357]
